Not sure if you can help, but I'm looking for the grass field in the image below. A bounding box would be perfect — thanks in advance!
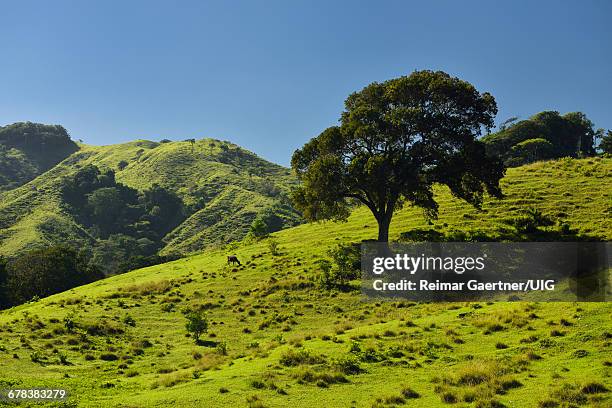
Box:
[0,157,610,407]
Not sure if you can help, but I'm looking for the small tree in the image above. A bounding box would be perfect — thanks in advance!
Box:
[292,71,504,242]
[185,312,208,344]
[249,217,268,238]
[268,238,280,256]
[184,138,196,153]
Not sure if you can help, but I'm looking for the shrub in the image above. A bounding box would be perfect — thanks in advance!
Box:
[268,239,280,256]
[185,312,208,343]
[216,341,228,356]
[58,353,69,365]
[279,348,326,366]
[123,315,136,327]
[333,354,362,375]
[495,342,508,349]
[318,243,361,289]
[441,391,458,403]
[152,371,191,388]
[99,353,118,361]
[63,316,76,332]
[507,208,554,234]
[580,382,608,394]
[401,386,420,399]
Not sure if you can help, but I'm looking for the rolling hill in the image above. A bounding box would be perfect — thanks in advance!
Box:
[0,137,300,264]
[0,157,610,407]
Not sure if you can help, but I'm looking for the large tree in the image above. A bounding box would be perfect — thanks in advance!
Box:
[291,70,505,242]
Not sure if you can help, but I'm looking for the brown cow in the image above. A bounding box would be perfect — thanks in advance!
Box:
[227,255,241,266]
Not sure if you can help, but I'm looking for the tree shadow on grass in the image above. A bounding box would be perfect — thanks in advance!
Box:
[195,339,219,347]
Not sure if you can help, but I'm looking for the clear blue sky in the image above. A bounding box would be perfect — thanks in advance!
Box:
[1,1,610,166]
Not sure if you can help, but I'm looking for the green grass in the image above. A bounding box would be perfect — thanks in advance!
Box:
[0,157,610,407]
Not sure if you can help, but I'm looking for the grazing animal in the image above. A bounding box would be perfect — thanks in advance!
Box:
[227,255,241,266]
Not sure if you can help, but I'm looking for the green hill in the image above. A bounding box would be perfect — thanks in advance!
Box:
[0,122,79,192]
[0,157,610,407]
[0,138,300,267]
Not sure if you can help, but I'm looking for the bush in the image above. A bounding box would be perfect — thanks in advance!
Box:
[333,354,362,375]
[401,386,420,399]
[216,341,228,356]
[507,208,554,234]
[99,353,118,361]
[279,348,326,366]
[580,382,608,394]
[268,239,280,256]
[319,243,361,289]
[123,315,136,327]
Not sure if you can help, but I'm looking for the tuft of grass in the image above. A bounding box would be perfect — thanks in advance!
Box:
[152,371,191,388]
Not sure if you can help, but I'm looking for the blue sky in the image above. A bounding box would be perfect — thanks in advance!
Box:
[0,0,610,165]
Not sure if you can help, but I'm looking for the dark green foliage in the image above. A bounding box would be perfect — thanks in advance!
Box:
[401,387,420,399]
[510,138,554,164]
[140,183,185,236]
[61,165,186,274]
[279,348,326,366]
[0,256,8,309]
[249,217,268,238]
[116,252,184,274]
[0,122,78,191]
[506,208,554,234]
[319,243,361,289]
[0,121,78,170]
[598,130,612,155]
[249,201,302,238]
[185,312,208,343]
[268,239,280,256]
[292,70,504,242]
[483,111,598,166]
[123,315,136,327]
[2,246,103,307]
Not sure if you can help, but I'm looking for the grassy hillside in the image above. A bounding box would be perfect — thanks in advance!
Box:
[0,157,610,407]
[0,138,298,259]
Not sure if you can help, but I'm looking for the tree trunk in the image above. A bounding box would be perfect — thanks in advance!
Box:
[377,216,391,242]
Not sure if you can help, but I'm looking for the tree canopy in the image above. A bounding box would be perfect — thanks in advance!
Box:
[61,165,186,274]
[598,130,612,155]
[291,70,505,242]
[1,246,102,307]
[482,111,599,166]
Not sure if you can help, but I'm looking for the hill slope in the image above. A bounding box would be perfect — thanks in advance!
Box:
[0,158,610,407]
[0,138,299,261]
[0,122,79,192]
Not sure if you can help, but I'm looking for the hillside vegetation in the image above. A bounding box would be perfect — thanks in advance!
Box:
[0,122,78,192]
[0,158,609,407]
[482,111,599,167]
[0,138,299,268]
